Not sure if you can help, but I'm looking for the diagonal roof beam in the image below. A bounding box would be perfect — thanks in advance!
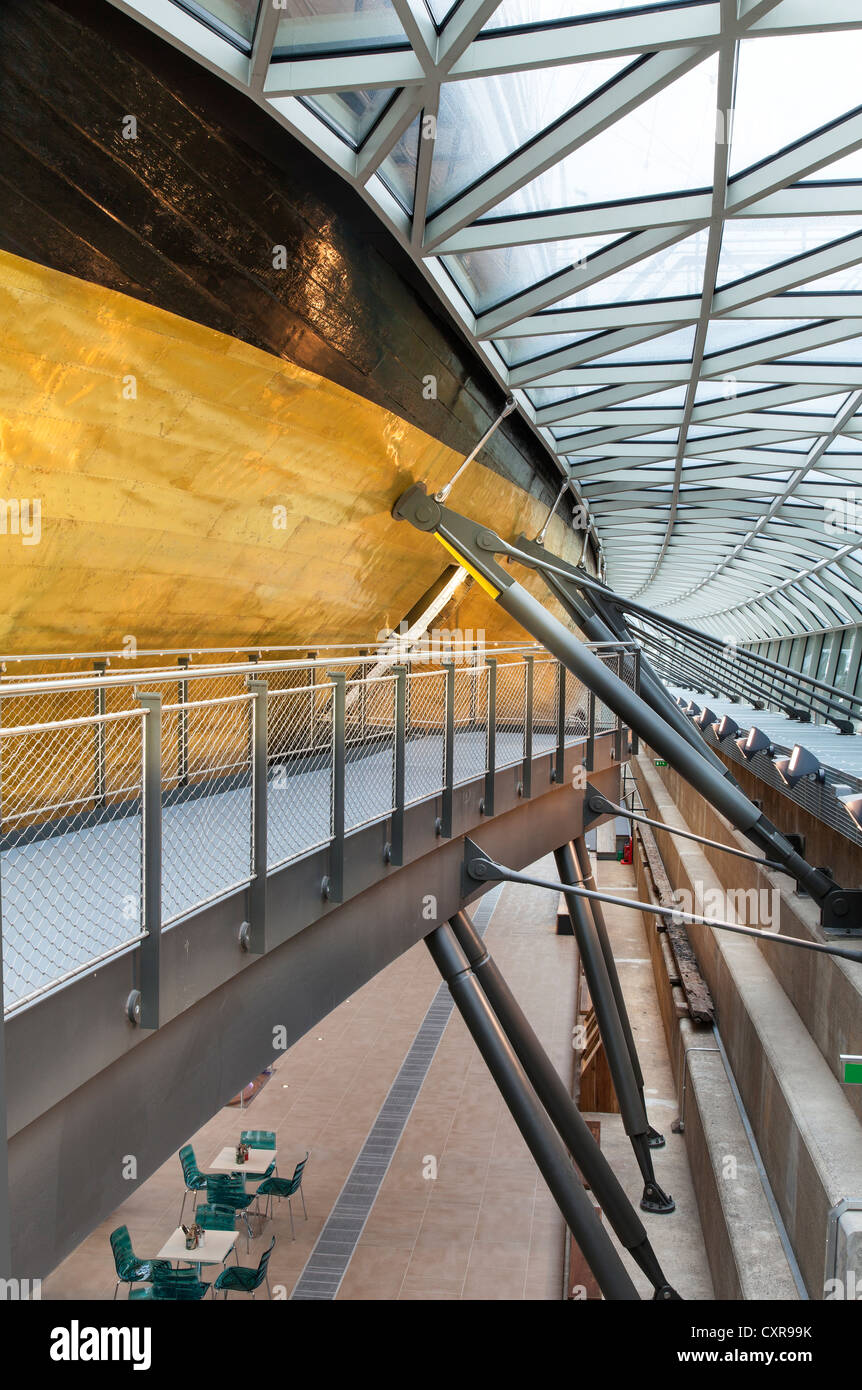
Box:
[665,389,862,610]
[629,7,738,597]
[422,48,712,251]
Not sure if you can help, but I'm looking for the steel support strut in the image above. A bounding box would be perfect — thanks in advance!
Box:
[571,835,666,1151]
[448,911,679,1296]
[555,843,674,1214]
[424,923,640,1300]
[391,485,856,933]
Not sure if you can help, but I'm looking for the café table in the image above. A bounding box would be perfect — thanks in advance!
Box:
[209,1146,277,1174]
[156,1225,237,1280]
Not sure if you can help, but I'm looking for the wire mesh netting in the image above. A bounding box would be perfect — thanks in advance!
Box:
[345,674,397,829]
[594,651,619,734]
[453,664,489,787]
[565,671,589,740]
[161,693,254,924]
[0,645,639,1015]
[495,660,526,768]
[532,659,559,757]
[0,708,146,1013]
[267,680,334,869]
[405,668,447,804]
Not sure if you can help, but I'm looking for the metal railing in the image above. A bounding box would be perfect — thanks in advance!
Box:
[0,643,636,1018]
[631,618,862,733]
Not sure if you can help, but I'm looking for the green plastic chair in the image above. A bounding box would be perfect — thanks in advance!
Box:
[131,1267,211,1301]
[240,1130,278,1180]
[110,1225,170,1299]
[213,1237,276,1300]
[257,1153,309,1239]
[206,1174,256,1250]
[194,1203,241,1263]
[178,1144,209,1225]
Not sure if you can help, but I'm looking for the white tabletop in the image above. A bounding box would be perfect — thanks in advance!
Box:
[209,1146,276,1174]
[157,1226,236,1265]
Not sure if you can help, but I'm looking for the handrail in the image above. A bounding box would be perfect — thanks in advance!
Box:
[0,647,636,1020]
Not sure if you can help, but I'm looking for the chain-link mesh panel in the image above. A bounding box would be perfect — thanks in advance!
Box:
[345,675,397,829]
[564,672,589,741]
[161,694,253,924]
[267,682,334,869]
[594,651,619,734]
[0,709,146,1014]
[532,659,559,757]
[495,660,526,769]
[619,649,638,694]
[405,669,446,804]
[453,664,488,787]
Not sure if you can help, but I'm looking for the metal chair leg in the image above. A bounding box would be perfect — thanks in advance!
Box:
[113,1281,120,1300]
[300,1185,307,1220]
[288,1197,295,1240]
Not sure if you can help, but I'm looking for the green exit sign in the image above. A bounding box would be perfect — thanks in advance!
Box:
[654,759,668,767]
[841,1055,862,1084]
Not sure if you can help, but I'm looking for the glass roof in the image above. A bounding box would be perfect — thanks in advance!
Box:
[126,0,862,641]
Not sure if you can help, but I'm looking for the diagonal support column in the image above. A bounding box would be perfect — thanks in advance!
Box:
[448,910,679,1297]
[424,922,640,1301]
[554,842,675,1215]
[571,834,665,1151]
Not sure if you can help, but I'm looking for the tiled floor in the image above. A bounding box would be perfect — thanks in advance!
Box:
[43,851,713,1301]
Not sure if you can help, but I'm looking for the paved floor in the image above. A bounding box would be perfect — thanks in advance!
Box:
[42,853,712,1301]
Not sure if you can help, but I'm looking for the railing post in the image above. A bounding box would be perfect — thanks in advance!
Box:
[586,688,596,773]
[177,656,189,786]
[555,661,566,784]
[307,651,317,752]
[93,660,107,807]
[440,660,455,837]
[390,666,406,866]
[484,656,497,816]
[327,671,346,902]
[359,650,368,740]
[522,654,534,799]
[246,679,268,954]
[136,691,162,1030]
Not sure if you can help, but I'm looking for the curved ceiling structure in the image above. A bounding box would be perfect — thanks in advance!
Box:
[109,0,862,641]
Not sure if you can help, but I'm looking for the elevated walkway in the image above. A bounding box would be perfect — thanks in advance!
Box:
[0,642,633,1275]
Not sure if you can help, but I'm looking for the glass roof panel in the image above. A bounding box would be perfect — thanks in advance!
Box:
[529,385,611,408]
[716,218,862,287]
[771,393,848,413]
[483,0,680,27]
[428,57,633,214]
[303,88,395,147]
[800,148,862,183]
[585,325,696,363]
[781,335,862,363]
[702,317,813,356]
[274,0,408,57]
[729,32,862,176]
[425,0,457,22]
[176,0,260,45]
[377,114,421,211]
[499,333,595,367]
[793,265,862,292]
[613,386,690,408]
[444,235,618,312]
[556,231,709,306]
[495,56,719,215]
